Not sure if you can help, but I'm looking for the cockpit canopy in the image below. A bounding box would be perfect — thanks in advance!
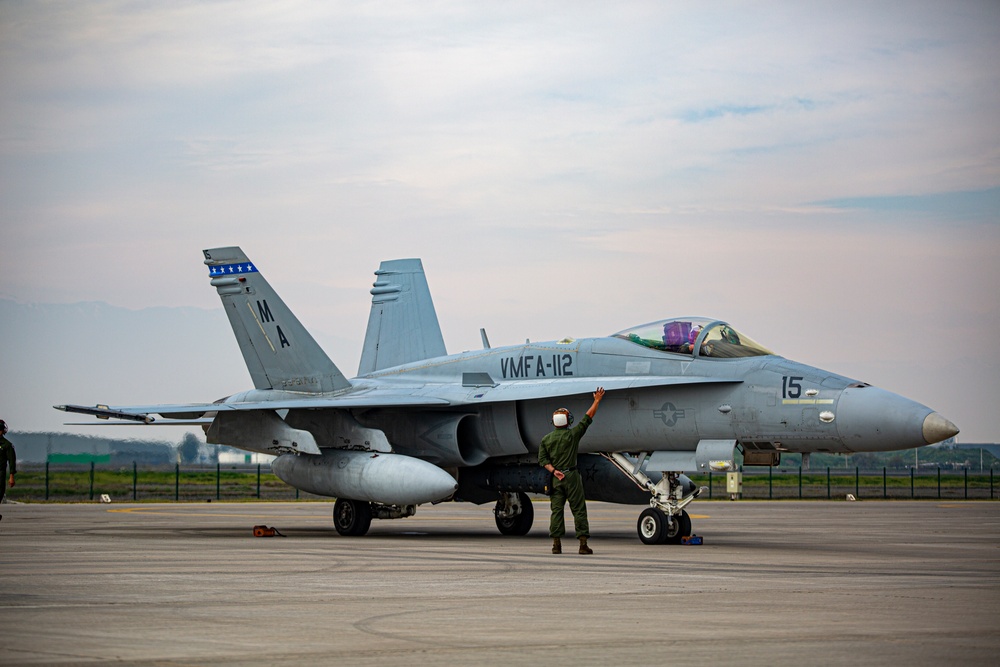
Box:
[612,317,774,358]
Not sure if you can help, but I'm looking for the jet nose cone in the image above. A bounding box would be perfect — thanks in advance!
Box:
[836,385,953,451]
[922,412,959,445]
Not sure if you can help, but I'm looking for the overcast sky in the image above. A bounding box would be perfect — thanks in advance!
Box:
[1,1,998,442]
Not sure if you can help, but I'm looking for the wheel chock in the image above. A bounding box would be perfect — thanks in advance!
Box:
[252,525,285,537]
[681,535,703,545]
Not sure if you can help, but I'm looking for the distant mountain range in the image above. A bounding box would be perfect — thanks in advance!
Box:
[0,298,346,439]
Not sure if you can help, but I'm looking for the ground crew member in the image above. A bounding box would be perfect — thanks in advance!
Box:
[0,419,16,520]
[538,387,605,554]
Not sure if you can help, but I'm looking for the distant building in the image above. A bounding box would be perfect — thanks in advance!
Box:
[218,450,275,465]
[7,432,172,465]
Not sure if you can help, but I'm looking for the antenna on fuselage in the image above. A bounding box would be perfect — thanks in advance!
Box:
[480,328,491,349]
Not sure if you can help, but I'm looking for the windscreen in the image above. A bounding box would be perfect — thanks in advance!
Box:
[697,323,773,358]
[613,318,773,358]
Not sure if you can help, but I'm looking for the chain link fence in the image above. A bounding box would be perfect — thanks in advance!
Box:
[693,467,997,500]
[7,463,329,502]
[4,463,996,503]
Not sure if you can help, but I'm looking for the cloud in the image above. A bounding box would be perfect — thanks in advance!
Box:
[0,1,997,439]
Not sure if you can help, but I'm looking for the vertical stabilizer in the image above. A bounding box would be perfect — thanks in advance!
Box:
[203,247,351,393]
[358,258,447,375]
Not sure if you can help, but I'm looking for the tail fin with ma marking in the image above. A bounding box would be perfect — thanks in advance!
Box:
[203,247,351,393]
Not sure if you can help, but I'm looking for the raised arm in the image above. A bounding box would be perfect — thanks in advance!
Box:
[586,387,605,419]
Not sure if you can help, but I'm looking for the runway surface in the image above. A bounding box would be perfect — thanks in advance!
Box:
[1,500,998,666]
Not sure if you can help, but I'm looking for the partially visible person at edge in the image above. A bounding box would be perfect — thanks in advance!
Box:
[538,387,605,555]
[0,419,16,521]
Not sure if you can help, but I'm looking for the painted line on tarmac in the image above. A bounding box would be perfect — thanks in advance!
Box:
[104,506,563,523]
[106,506,712,521]
[107,507,331,520]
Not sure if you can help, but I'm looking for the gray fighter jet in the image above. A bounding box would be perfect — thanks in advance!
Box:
[56,247,959,544]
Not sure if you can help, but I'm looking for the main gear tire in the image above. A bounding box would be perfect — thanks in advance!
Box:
[494,491,534,536]
[333,498,373,536]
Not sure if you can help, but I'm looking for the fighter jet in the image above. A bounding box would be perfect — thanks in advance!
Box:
[56,247,959,544]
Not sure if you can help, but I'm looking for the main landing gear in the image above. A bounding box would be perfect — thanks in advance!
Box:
[333,498,372,536]
[494,491,534,536]
[603,452,704,545]
[332,498,417,536]
[333,493,534,537]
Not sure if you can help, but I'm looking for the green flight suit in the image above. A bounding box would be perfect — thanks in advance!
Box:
[0,435,15,504]
[538,414,593,539]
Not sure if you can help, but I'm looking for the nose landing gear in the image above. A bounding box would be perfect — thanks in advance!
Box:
[604,452,703,545]
[638,507,692,545]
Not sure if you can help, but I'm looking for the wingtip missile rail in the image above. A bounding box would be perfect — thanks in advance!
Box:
[54,404,156,424]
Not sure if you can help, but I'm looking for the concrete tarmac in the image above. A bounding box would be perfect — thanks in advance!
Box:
[0,500,998,666]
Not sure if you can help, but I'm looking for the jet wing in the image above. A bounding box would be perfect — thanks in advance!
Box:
[54,394,452,423]
[56,376,737,423]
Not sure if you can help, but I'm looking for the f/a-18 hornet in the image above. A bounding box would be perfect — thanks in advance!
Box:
[57,247,959,544]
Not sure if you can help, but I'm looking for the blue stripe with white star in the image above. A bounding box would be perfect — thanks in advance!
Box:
[208,262,258,277]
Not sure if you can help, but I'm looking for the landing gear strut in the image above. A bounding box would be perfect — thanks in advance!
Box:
[494,491,534,536]
[333,499,418,536]
[604,452,703,545]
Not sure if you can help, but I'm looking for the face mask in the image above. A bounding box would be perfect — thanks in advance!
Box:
[552,412,573,428]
